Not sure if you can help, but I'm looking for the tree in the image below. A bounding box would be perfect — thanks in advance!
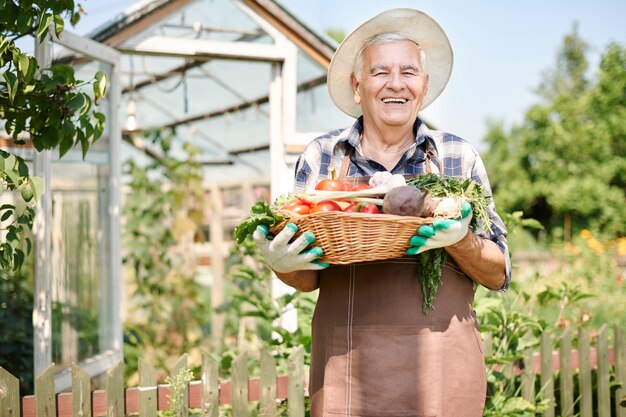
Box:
[483,26,626,239]
[0,0,107,270]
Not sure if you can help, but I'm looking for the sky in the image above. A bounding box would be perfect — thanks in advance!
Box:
[72,0,626,150]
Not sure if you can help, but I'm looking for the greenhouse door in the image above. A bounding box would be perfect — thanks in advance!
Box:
[33,29,122,392]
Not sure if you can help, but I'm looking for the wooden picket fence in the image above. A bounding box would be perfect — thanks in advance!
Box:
[0,346,305,417]
[1,326,625,417]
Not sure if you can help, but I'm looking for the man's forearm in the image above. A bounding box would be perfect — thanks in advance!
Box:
[445,231,507,290]
[274,269,320,292]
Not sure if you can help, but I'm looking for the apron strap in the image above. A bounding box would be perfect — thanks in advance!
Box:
[424,138,440,174]
[339,146,354,179]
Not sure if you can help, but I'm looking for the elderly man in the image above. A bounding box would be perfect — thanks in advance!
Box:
[253,8,510,417]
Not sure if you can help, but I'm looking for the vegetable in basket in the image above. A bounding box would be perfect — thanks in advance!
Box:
[233,173,493,313]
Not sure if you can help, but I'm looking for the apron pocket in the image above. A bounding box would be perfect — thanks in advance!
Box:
[323,324,443,417]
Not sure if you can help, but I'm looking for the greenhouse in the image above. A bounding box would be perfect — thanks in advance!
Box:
[1,0,350,392]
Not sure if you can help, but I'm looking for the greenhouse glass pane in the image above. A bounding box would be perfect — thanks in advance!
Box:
[296,52,352,133]
[117,0,273,48]
[49,58,114,368]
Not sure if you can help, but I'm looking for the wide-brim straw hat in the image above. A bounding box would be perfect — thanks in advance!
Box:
[327,8,453,118]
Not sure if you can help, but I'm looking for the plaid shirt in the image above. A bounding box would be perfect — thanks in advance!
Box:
[293,116,511,290]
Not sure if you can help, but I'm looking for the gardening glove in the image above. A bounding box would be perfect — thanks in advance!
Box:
[253,223,329,273]
[406,202,473,256]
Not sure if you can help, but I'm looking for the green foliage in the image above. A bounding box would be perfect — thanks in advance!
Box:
[0,150,39,270]
[161,368,194,417]
[122,130,212,382]
[483,27,626,239]
[234,200,284,244]
[0,266,34,394]
[218,237,315,371]
[0,0,107,270]
[324,27,346,44]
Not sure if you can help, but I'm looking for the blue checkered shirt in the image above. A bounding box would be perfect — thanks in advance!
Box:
[293,116,511,291]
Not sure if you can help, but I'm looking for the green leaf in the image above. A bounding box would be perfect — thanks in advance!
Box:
[16,52,30,79]
[70,12,81,26]
[3,167,19,188]
[67,93,86,112]
[13,249,25,269]
[0,36,11,57]
[37,12,54,40]
[93,71,107,100]
[53,14,65,37]
[234,200,284,244]
[3,71,18,103]
[1,209,13,222]
[20,185,34,202]
[80,93,92,116]
[23,56,38,84]
[59,130,75,158]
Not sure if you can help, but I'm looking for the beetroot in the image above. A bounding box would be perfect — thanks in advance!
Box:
[382,186,437,217]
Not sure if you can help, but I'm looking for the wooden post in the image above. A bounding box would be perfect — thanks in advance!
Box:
[597,325,610,417]
[72,363,92,417]
[260,348,278,417]
[139,358,157,417]
[559,327,573,416]
[616,325,626,417]
[0,367,20,417]
[288,346,305,417]
[578,327,593,417]
[202,353,220,417]
[231,351,248,417]
[540,332,555,417]
[106,361,125,416]
[521,348,535,408]
[35,364,56,417]
[209,184,225,353]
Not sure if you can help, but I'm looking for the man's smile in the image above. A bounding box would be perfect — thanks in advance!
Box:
[381,97,409,104]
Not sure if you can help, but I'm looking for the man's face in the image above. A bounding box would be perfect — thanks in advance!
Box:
[351,40,429,130]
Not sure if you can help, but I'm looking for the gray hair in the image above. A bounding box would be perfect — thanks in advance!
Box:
[353,32,428,81]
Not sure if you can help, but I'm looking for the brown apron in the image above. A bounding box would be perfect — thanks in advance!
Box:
[309,259,487,417]
[308,149,487,417]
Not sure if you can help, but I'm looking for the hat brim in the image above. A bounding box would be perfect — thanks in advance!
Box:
[327,9,453,118]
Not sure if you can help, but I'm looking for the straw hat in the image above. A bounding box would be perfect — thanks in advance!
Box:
[327,8,453,118]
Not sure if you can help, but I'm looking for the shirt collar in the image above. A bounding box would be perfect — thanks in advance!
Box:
[336,116,434,151]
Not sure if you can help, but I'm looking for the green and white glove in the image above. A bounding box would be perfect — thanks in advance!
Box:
[253,223,329,273]
[406,202,473,256]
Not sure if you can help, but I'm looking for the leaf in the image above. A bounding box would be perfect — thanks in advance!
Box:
[67,93,86,112]
[3,166,19,188]
[3,71,18,103]
[59,131,74,158]
[1,209,13,222]
[234,200,284,244]
[37,12,54,40]
[29,176,44,202]
[501,397,536,413]
[20,185,34,202]
[53,14,65,37]
[16,52,30,79]
[93,71,107,100]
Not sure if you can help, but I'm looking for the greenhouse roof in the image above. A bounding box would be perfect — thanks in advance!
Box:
[77,0,353,185]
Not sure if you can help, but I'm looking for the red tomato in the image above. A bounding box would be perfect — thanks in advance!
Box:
[343,202,380,213]
[315,179,348,191]
[359,203,380,214]
[281,198,312,210]
[287,204,311,215]
[310,200,342,213]
[350,183,371,191]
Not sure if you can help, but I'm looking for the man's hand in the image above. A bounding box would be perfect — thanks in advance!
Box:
[406,202,473,255]
[253,223,329,273]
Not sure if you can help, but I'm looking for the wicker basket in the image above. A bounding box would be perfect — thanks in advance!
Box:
[270,211,434,264]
